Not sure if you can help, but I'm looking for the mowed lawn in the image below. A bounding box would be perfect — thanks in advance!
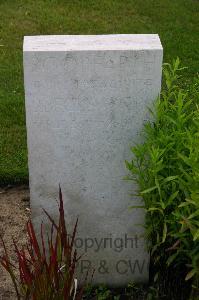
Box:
[0,0,198,185]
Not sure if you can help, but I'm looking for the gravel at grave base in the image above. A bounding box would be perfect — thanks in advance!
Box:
[0,185,30,300]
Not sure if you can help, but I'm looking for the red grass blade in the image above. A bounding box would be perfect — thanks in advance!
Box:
[27,220,41,259]
[0,186,87,299]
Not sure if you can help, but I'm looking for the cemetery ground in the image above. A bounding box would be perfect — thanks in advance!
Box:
[0,186,30,299]
[0,0,199,184]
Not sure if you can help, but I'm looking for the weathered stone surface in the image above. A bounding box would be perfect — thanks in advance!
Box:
[23,34,163,286]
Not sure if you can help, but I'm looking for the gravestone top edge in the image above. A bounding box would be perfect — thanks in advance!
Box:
[23,34,163,52]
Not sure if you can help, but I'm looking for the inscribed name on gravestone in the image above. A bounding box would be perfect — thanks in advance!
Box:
[23,35,163,285]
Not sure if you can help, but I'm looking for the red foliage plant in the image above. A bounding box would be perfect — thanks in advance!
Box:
[0,187,85,300]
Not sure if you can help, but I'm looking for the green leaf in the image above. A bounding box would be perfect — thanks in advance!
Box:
[167,191,179,206]
[125,160,132,171]
[162,222,167,243]
[178,153,192,167]
[141,186,158,194]
[166,252,179,266]
[188,210,199,220]
[179,202,191,208]
[154,272,159,282]
[185,269,196,281]
[179,198,198,208]
[165,115,178,126]
[163,176,178,183]
[155,177,161,196]
[174,57,180,71]
[193,229,199,241]
[147,207,164,215]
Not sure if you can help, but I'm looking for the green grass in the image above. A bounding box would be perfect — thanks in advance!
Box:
[0,0,198,185]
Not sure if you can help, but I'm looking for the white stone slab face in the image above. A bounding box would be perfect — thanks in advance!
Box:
[23,34,163,286]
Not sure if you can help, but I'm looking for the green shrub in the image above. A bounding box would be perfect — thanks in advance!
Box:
[126,58,199,299]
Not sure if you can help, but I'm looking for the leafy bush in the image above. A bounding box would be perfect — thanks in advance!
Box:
[126,59,199,299]
[0,187,84,300]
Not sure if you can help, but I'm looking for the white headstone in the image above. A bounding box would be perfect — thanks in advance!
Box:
[23,34,163,286]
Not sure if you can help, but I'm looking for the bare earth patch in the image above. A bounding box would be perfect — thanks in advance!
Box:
[0,185,30,300]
